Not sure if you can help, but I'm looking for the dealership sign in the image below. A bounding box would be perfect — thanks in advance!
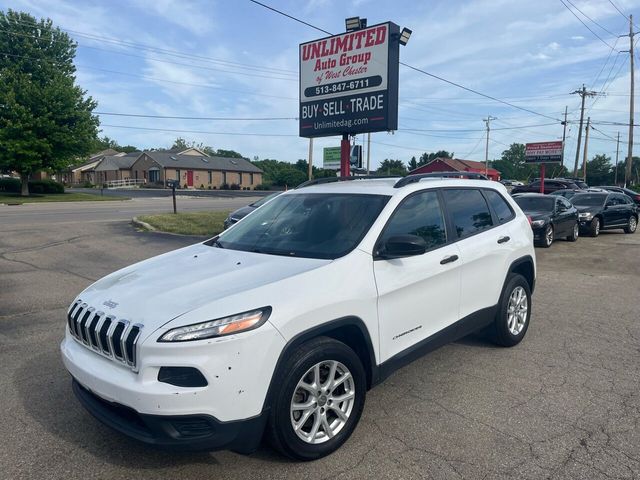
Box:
[299,22,400,138]
[525,141,563,163]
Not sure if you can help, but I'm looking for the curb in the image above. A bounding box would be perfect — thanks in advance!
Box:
[131,217,156,232]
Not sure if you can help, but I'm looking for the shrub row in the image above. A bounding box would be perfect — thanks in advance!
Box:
[0,178,64,194]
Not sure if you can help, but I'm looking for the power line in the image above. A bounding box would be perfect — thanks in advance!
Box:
[95,112,297,121]
[100,124,298,137]
[559,0,616,50]
[248,1,562,122]
[564,0,618,37]
[3,17,297,75]
[0,28,298,81]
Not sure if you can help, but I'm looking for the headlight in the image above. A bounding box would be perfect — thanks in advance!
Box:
[159,307,272,342]
[531,219,546,227]
[578,212,593,220]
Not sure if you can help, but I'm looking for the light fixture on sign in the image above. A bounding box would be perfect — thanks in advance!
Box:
[345,16,361,32]
[399,27,412,46]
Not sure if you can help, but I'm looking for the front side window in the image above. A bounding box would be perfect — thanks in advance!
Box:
[442,189,494,239]
[216,193,389,259]
[484,190,515,224]
[571,194,607,207]
[379,191,447,251]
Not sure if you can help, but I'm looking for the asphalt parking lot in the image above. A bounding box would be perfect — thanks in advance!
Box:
[1,204,639,479]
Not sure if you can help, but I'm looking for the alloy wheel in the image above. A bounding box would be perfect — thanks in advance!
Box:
[290,360,356,445]
[595,219,600,235]
[573,224,579,238]
[545,225,554,246]
[507,286,528,336]
[630,216,637,232]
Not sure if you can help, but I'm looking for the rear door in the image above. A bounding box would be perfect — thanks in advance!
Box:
[441,188,514,328]
[554,197,574,235]
[604,194,626,226]
[374,189,462,362]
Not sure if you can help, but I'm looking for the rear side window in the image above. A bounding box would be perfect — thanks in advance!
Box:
[483,190,515,224]
[380,190,447,250]
[442,189,494,239]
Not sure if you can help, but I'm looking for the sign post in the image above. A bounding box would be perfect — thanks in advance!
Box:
[525,141,563,194]
[299,21,401,176]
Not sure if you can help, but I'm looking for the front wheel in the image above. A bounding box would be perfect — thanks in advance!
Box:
[589,217,600,237]
[541,224,554,248]
[567,222,579,242]
[490,273,532,347]
[624,215,637,234]
[266,337,366,460]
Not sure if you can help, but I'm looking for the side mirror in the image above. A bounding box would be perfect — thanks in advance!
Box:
[379,234,427,259]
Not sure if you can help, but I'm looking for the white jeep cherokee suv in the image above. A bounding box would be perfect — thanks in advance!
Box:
[61,176,535,460]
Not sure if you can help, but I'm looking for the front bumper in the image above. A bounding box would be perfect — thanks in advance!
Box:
[578,219,593,230]
[531,226,546,243]
[72,379,267,452]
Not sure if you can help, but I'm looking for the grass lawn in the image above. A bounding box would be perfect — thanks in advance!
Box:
[137,211,230,236]
[0,192,130,204]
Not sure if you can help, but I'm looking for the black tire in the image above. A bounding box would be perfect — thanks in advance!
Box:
[541,224,554,248]
[566,222,579,242]
[489,273,532,347]
[589,217,600,237]
[624,215,637,234]
[266,337,366,460]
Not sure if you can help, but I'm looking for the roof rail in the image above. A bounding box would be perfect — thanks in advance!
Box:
[295,175,399,189]
[393,172,489,188]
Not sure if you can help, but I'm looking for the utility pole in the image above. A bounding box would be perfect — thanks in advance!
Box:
[615,131,621,184]
[483,115,497,177]
[582,117,591,181]
[624,14,635,186]
[366,132,371,175]
[571,85,598,177]
[307,138,314,181]
[561,106,568,167]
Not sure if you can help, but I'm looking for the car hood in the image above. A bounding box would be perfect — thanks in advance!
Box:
[228,205,255,220]
[75,243,329,331]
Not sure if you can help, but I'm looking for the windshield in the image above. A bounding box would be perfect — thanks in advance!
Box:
[571,194,607,207]
[215,193,390,259]
[514,196,555,212]
[250,191,280,208]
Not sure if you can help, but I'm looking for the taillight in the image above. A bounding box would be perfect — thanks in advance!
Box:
[527,215,533,225]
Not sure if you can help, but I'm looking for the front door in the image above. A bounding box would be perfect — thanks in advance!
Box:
[187,170,194,187]
[374,190,462,362]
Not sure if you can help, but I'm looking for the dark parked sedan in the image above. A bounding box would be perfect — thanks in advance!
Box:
[223,191,282,229]
[514,193,579,247]
[599,186,640,206]
[511,179,579,195]
[570,192,638,236]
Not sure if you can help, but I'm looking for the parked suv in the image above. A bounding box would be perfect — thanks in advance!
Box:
[61,177,536,460]
[571,192,638,236]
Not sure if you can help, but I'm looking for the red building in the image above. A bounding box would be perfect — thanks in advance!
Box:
[410,157,501,181]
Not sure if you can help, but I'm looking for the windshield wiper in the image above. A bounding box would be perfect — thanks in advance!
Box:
[251,248,296,257]
[213,239,224,248]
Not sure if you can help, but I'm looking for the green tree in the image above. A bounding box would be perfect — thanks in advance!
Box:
[376,159,407,176]
[418,150,453,167]
[0,10,99,195]
[408,156,418,171]
[583,154,613,186]
[490,143,541,181]
[91,135,138,154]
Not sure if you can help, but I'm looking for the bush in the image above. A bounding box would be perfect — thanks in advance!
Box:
[0,177,21,193]
[200,184,205,189]
[183,183,188,189]
[28,179,65,194]
[82,181,94,188]
[255,183,271,191]
[230,183,241,190]
[221,183,229,190]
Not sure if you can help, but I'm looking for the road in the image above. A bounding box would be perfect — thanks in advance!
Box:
[68,187,273,199]
[1,204,639,479]
[0,196,260,228]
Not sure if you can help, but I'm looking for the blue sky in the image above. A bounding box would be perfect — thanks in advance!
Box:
[2,0,640,171]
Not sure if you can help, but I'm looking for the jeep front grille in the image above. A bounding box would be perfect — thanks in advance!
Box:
[67,300,142,371]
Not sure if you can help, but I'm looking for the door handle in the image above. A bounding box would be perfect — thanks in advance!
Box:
[440,254,459,265]
[497,236,511,244]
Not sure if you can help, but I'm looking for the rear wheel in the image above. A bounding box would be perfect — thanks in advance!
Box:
[489,273,531,347]
[624,215,637,234]
[566,222,579,242]
[266,337,366,460]
[589,217,600,237]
